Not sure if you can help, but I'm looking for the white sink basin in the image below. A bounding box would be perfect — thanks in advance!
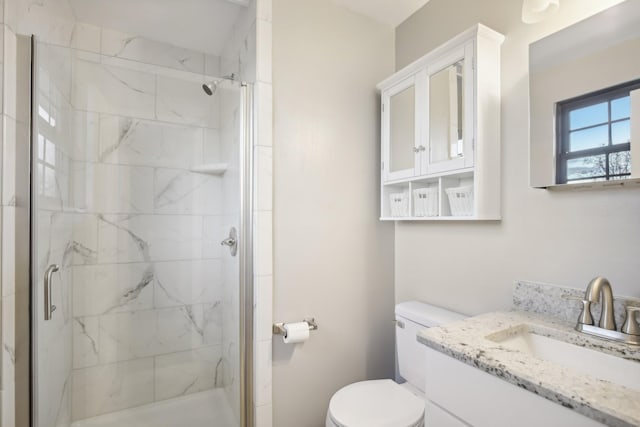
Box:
[492,329,640,392]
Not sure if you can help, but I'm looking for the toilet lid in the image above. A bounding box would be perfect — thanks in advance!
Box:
[328,379,424,427]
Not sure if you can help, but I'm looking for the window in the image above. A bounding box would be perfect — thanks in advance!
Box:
[556,79,640,184]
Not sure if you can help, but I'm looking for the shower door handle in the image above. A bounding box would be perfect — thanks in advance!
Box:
[220,227,238,256]
[44,264,59,321]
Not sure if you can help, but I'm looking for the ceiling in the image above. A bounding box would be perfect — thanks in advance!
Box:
[69,0,248,55]
[69,0,430,56]
[332,0,431,27]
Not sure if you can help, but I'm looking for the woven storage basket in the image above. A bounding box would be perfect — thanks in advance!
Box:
[445,185,474,216]
[389,192,409,217]
[412,187,438,217]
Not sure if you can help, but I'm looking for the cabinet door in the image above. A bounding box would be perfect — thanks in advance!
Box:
[422,42,474,174]
[382,75,420,182]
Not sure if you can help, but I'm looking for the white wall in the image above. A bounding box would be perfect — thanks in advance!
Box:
[394,0,639,316]
[272,0,395,425]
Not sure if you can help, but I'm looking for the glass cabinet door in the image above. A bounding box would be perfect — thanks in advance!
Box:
[424,43,474,174]
[383,76,419,181]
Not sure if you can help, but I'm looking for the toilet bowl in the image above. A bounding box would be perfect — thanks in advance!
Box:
[326,379,424,427]
[325,302,465,427]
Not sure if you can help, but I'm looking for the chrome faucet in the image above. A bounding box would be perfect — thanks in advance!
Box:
[584,276,616,330]
[575,276,640,345]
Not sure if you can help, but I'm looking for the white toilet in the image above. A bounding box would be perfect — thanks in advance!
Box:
[326,301,465,427]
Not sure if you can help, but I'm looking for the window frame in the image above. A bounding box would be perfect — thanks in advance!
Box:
[556,79,640,184]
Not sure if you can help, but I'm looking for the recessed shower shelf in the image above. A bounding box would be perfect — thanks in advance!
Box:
[190,163,228,175]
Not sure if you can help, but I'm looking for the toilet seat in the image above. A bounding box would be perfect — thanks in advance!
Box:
[327,379,424,427]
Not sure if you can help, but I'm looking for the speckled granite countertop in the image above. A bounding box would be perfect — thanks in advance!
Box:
[418,311,640,427]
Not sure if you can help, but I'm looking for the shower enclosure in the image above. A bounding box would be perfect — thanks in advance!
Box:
[25,13,254,427]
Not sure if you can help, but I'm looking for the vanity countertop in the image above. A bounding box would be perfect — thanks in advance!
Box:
[417,311,640,427]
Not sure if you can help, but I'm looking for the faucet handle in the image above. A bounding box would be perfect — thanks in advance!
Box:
[621,306,640,336]
[576,299,594,326]
[563,295,594,325]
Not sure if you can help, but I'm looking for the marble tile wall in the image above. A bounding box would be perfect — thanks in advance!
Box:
[249,1,273,426]
[0,0,258,425]
[2,1,79,425]
[217,1,275,426]
[206,0,273,424]
[65,47,228,421]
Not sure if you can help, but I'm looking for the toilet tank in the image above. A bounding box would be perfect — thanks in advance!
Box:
[395,301,466,392]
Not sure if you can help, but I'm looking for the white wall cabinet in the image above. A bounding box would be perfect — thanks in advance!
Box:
[424,347,606,427]
[378,24,504,220]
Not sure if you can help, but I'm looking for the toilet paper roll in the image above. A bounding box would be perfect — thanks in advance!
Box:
[282,322,310,344]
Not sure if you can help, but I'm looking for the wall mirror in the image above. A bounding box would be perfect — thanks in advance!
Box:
[429,60,464,165]
[529,0,640,188]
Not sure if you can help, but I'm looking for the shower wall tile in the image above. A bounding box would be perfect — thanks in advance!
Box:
[154,345,222,401]
[255,82,273,147]
[256,20,271,84]
[71,23,101,53]
[1,389,16,427]
[72,262,154,317]
[257,0,272,23]
[153,168,222,215]
[72,316,100,369]
[71,357,155,421]
[101,28,207,75]
[72,162,155,214]
[72,110,100,163]
[98,214,216,263]
[254,211,272,276]
[69,213,99,266]
[3,26,16,119]
[37,277,73,427]
[156,74,220,128]
[72,58,156,120]
[2,293,16,392]
[148,215,206,261]
[36,210,74,270]
[205,54,221,78]
[5,0,75,47]
[96,214,153,264]
[154,259,222,308]
[1,116,15,207]
[204,127,222,163]
[220,0,257,82]
[97,214,210,263]
[254,275,273,342]
[38,42,73,104]
[97,115,205,169]
[254,339,272,407]
[255,403,273,427]
[255,146,272,211]
[97,303,222,364]
[202,215,224,259]
[56,385,72,427]
[1,207,16,298]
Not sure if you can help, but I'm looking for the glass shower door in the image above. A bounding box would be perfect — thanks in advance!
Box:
[31,37,250,427]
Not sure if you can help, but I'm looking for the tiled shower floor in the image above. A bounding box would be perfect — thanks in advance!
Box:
[70,389,237,427]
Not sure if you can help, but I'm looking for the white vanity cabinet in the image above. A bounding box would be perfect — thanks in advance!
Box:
[424,347,606,427]
[378,24,504,220]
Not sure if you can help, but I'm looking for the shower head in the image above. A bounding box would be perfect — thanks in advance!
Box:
[201,74,236,96]
[202,81,217,96]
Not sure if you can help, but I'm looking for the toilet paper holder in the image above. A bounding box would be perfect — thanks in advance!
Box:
[272,318,318,336]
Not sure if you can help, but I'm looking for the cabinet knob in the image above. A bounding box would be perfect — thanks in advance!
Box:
[413,147,420,153]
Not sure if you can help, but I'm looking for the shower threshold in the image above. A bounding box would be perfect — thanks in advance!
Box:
[70,389,237,427]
